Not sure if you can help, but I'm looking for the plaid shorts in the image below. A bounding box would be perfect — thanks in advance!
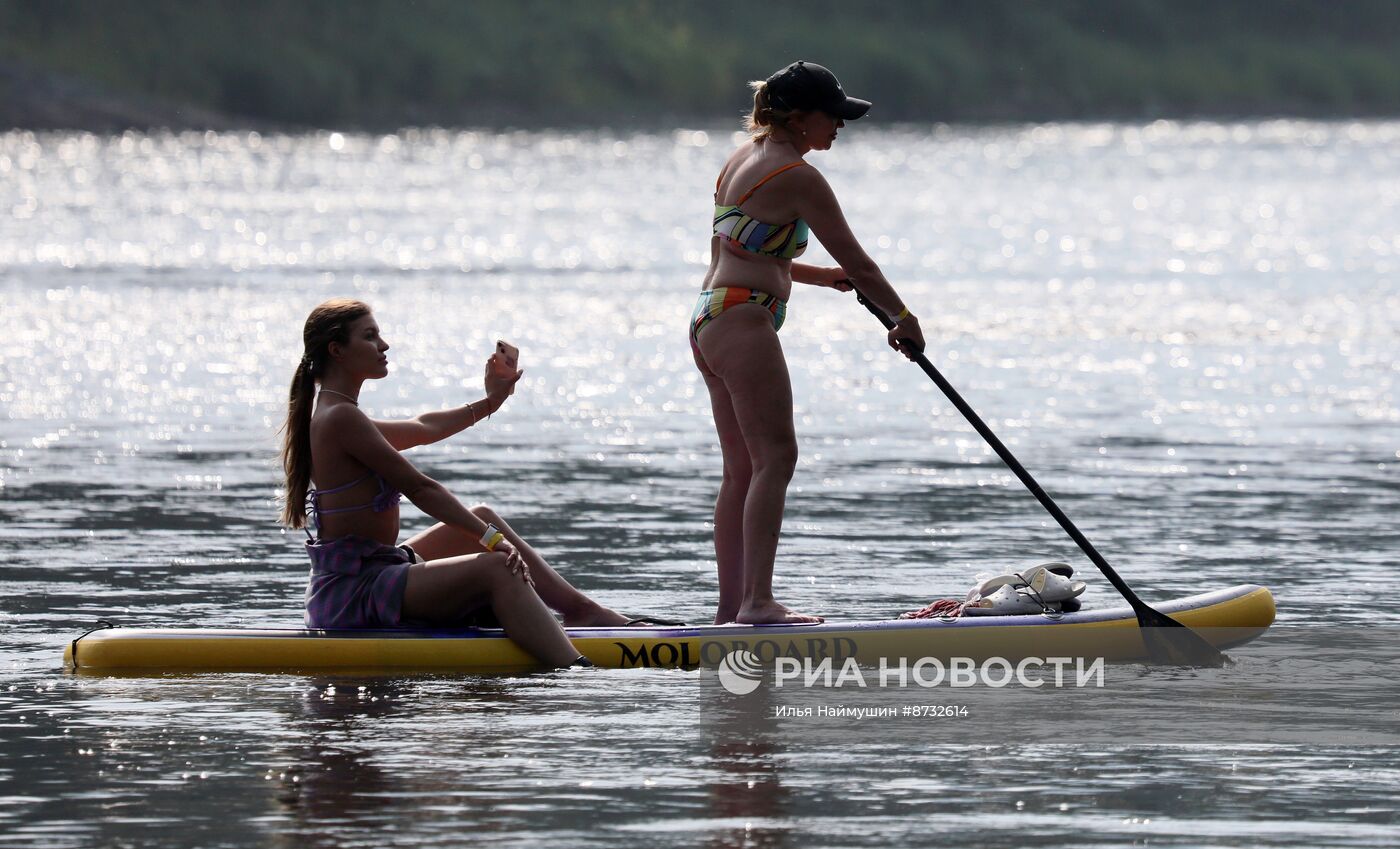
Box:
[304,535,421,629]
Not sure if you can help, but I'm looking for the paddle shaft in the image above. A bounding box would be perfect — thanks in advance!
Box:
[854,290,1150,611]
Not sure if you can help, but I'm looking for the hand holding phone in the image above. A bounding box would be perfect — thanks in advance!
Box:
[494,340,519,376]
[486,340,522,400]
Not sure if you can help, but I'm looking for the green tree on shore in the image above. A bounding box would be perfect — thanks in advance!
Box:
[3,0,1399,130]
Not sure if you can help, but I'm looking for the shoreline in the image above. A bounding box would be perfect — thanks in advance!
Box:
[6,62,1400,136]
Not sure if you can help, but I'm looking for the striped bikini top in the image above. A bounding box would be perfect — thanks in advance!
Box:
[712,161,809,260]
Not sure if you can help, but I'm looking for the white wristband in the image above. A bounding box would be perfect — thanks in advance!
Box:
[479,523,505,550]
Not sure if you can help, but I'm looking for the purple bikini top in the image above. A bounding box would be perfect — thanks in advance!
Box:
[307,472,402,530]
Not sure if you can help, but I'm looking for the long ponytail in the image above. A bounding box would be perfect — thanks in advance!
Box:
[278,298,372,528]
[279,357,318,528]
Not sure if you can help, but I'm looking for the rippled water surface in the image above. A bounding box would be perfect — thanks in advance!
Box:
[2,122,1397,846]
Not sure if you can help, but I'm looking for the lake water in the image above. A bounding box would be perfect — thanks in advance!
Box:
[1,121,1397,847]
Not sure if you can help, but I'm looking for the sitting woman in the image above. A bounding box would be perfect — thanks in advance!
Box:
[279,298,630,668]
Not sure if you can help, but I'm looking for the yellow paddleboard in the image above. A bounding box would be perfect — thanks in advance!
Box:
[65,584,1274,674]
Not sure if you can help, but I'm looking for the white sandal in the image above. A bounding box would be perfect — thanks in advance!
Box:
[968,563,1085,604]
[1017,564,1086,602]
[962,583,1051,616]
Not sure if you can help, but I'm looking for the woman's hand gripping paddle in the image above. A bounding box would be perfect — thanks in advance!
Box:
[852,287,1225,667]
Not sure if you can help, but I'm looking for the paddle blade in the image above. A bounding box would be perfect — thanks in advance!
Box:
[1136,608,1228,667]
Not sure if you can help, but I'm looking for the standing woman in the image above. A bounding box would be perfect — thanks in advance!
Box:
[281,298,631,667]
[692,61,926,625]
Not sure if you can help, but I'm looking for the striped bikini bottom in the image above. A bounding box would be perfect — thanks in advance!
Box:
[689,287,787,352]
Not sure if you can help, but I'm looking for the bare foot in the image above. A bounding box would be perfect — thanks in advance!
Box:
[735,600,824,625]
[714,607,739,625]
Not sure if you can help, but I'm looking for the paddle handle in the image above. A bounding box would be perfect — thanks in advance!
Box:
[854,289,1149,610]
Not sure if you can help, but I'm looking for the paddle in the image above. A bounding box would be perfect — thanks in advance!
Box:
[853,287,1225,667]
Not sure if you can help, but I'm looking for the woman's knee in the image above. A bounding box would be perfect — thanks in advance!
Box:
[471,503,504,525]
[750,438,798,478]
[480,554,541,602]
[475,551,511,583]
[720,463,753,489]
[720,444,754,483]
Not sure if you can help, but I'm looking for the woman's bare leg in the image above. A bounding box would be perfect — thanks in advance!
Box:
[404,507,630,626]
[400,551,583,667]
[696,306,822,625]
[696,350,753,624]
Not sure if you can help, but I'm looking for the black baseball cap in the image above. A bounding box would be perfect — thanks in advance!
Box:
[765,61,871,120]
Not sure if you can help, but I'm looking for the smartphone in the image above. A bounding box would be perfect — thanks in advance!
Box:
[494,340,519,376]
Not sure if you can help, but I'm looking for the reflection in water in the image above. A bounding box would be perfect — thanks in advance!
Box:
[701,686,793,849]
[270,676,543,845]
[705,739,790,849]
[271,679,406,842]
